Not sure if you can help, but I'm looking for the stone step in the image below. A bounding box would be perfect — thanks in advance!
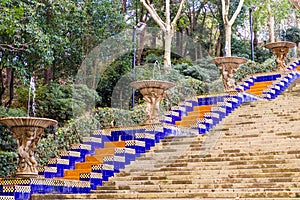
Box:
[124,157,300,170]
[101,181,300,191]
[114,167,300,179]
[103,176,300,187]
[106,172,300,185]
[34,190,300,199]
[124,153,300,167]
[93,187,299,194]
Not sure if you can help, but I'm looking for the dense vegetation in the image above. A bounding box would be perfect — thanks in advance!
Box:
[0,0,299,177]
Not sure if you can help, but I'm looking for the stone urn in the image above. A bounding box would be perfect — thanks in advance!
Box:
[0,117,57,177]
[264,41,295,71]
[211,56,247,92]
[130,80,175,124]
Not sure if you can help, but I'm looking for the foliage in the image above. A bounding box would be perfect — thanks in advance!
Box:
[231,37,251,59]
[15,82,100,125]
[245,0,292,32]
[36,121,82,166]
[0,151,18,178]
[285,27,300,45]
[97,53,133,107]
[207,78,225,94]
[254,45,273,63]
[94,105,147,128]
[0,0,127,113]
[231,37,273,63]
[234,58,276,81]
[174,56,220,82]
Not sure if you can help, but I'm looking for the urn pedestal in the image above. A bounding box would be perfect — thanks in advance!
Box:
[212,56,247,92]
[264,41,295,71]
[130,80,175,124]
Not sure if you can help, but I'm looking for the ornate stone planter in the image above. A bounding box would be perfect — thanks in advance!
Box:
[0,117,57,177]
[211,56,247,92]
[264,41,295,71]
[130,80,175,124]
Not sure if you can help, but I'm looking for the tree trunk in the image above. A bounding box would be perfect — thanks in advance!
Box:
[5,67,14,110]
[121,0,127,13]
[267,4,275,42]
[44,65,53,84]
[224,24,232,56]
[140,0,186,68]
[136,26,147,66]
[221,0,244,57]
[216,34,222,57]
[0,68,5,105]
[164,31,173,67]
[268,16,275,42]
[253,30,258,47]
[151,33,156,48]
[176,30,183,56]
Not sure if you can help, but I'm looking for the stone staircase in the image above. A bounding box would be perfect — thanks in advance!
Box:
[32,75,300,199]
[2,60,300,200]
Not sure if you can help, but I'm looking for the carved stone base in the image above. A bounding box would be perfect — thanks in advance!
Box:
[12,126,43,177]
[212,57,247,92]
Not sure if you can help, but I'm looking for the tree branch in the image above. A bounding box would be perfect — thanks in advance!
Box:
[228,0,244,25]
[221,0,227,24]
[0,44,27,52]
[171,0,187,30]
[140,0,166,32]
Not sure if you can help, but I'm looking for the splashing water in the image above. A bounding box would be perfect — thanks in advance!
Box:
[27,76,37,117]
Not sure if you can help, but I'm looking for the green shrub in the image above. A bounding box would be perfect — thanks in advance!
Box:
[94,106,147,127]
[0,151,18,178]
[234,58,276,82]
[15,82,100,125]
[231,37,273,63]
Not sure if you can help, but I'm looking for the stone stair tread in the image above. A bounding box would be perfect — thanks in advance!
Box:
[43,190,300,199]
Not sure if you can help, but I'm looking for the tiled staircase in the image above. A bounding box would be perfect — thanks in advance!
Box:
[1,60,300,199]
[33,71,300,199]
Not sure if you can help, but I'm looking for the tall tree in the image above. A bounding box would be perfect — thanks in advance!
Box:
[245,0,292,43]
[221,0,244,56]
[0,0,126,109]
[140,0,186,67]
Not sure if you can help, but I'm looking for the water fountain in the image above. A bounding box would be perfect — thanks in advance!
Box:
[264,41,295,71]
[212,56,247,92]
[130,80,175,124]
[0,76,57,178]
